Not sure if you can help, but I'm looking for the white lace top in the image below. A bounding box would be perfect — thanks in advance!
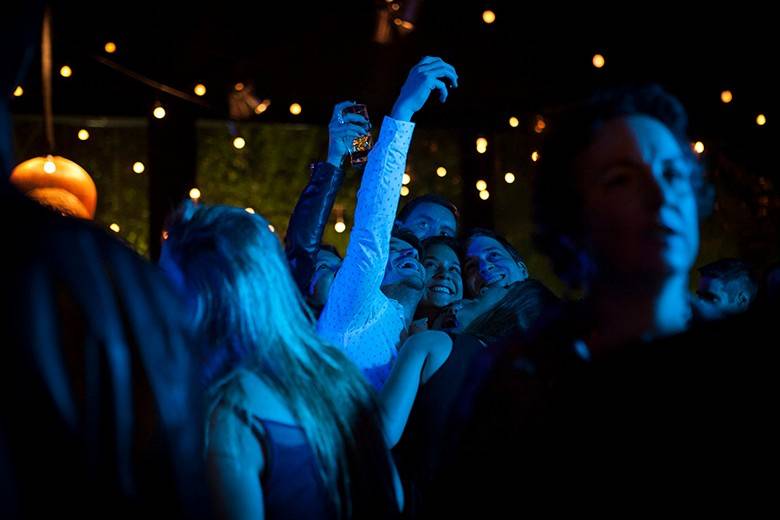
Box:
[316,116,415,390]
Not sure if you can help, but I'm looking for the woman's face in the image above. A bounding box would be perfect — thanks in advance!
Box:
[576,115,699,280]
[421,242,463,308]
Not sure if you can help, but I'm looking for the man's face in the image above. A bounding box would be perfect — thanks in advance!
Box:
[400,202,457,240]
[576,115,699,280]
[697,276,749,314]
[463,235,528,298]
[382,237,425,290]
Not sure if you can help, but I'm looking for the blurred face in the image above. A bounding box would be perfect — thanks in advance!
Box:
[309,249,342,308]
[401,202,457,240]
[382,237,425,289]
[422,243,463,308]
[697,276,749,314]
[463,235,528,298]
[577,115,699,280]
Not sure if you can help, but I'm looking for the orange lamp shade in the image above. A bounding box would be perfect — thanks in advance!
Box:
[10,155,97,219]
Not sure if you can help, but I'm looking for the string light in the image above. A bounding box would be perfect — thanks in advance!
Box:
[436,166,447,177]
[233,137,246,149]
[43,155,56,174]
[189,188,201,200]
[153,105,166,119]
[504,172,516,184]
[77,129,90,141]
[479,190,490,200]
[402,173,411,185]
[693,141,705,154]
[109,223,120,232]
[400,186,410,196]
[104,42,117,54]
[132,161,145,173]
[194,84,206,96]
[59,65,72,78]
[509,116,519,128]
[245,208,255,214]
[476,179,487,191]
[721,90,733,103]
[482,10,496,24]
[531,151,540,162]
[13,86,23,97]
[476,137,488,154]
[757,114,767,126]
[289,103,302,115]
[592,54,605,68]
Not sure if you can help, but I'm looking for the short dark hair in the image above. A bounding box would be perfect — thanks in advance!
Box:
[391,226,424,260]
[699,258,758,301]
[533,84,714,288]
[462,228,525,265]
[421,235,463,265]
[398,193,460,223]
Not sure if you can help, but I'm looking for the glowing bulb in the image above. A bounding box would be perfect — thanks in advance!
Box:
[400,186,410,197]
[394,18,403,26]
[268,224,275,233]
[104,42,117,54]
[534,117,546,133]
[479,190,490,200]
[693,141,705,154]
[720,90,733,103]
[59,65,72,78]
[233,137,246,149]
[436,166,447,177]
[482,10,496,24]
[289,103,302,115]
[189,188,201,200]
[592,54,605,68]
[162,230,169,240]
[109,223,120,232]
[476,137,488,154]
[43,156,56,174]
[509,116,519,128]
[194,83,206,96]
[245,207,255,214]
[132,161,145,174]
[504,172,516,184]
[476,179,487,191]
[757,114,767,126]
[77,129,90,141]
[234,82,245,92]
[402,173,411,185]
[531,151,540,162]
[335,221,346,233]
[13,86,23,97]
[255,101,269,114]
[153,106,166,119]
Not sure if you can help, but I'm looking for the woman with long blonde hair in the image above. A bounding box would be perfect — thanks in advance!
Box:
[161,203,400,519]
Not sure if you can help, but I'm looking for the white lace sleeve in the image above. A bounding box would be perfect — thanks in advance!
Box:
[317,116,415,358]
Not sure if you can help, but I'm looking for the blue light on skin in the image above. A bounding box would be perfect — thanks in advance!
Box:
[696,276,750,315]
[463,235,528,299]
[399,202,457,240]
[382,238,425,289]
[309,249,342,309]
[381,237,426,327]
[577,115,700,345]
[421,242,463,309]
